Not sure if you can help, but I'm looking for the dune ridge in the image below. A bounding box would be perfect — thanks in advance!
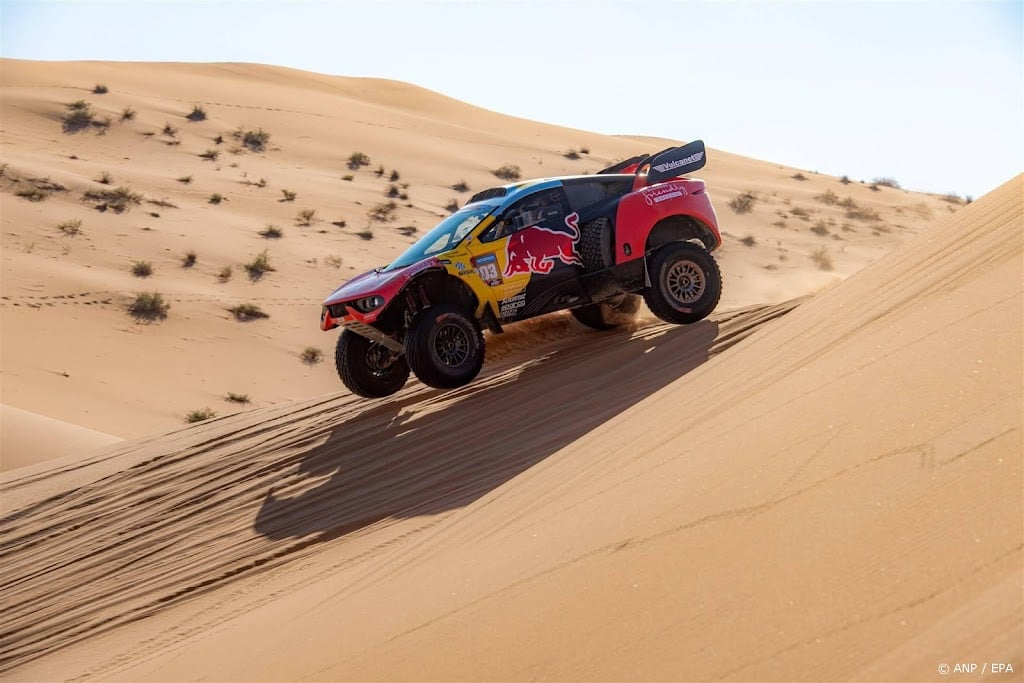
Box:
[1,175,1019,680]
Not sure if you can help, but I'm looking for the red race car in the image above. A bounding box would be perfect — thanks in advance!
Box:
[321,140,723,397]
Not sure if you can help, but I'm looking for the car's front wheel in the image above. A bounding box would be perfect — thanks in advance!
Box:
[643,242,722,324]
[335,328,410,398]
[404,304,485,389]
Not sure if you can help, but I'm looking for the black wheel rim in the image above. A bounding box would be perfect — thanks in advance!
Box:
[433,322,471,367]
[365,343,399,376]
[665,259,705,306]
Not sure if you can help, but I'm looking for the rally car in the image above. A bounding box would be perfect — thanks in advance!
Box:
[320,140,723,398]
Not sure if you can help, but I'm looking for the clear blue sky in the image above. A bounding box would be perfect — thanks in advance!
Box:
[2,1,1021,198]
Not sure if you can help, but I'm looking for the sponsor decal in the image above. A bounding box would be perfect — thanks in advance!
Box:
[498,292,527,318]
[652,151,704,173]
[641,182,688,206]
[503,212,582,277]
[471,253,503,287]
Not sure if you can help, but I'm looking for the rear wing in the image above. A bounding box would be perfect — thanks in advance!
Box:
[596,140,707,184]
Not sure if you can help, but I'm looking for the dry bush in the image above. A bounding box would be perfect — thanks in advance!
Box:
[791,172,807,181]
[295,209,318,226]
[259,225,283,239]
[367,201,398,223]
[347,151,371,170]
[280,189,296,202]
[127,292,170,321]
[161,123,178,137]
[564,149,581,160]
[814,189,839,205]
[940,192,965,205]
[451,180,469,192]
[131,260,153,277]
[240,128,270,152]
[57,219,82,236]
[873,177,901,189]
[217,266,233,282]
[62,102,96,133]
[789,206,811,221]
[225,393,250,404]
[445,199,459,213]
[186,104,207,122]
[199,149,220,161]
[342,175,354,182]
[810,221,830,236]
[300,347,323,365]
[728,192,757,214]
[93,84,108,94]
[389,169,400,182]
[323,254,344,268]
[209,193,225,205]
[228,303,269,321]
[374,164,385,177]
[810,247,833,271]
[176,175,192,184]
[120,106,136,121]
[740,235,757,246]
[355,229,374,240]
[185,408,216,423]
[493,163,521,181]
[182,250,197,268]
[846,206,881,221]
[244,250,275,281]
[83,186,143,213]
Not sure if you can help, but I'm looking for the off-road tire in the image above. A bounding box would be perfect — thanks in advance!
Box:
[579,216,614,272]
[336,328,410,398]
[571,293,641,330]
[643,242,722,325]
[404,303,485,389]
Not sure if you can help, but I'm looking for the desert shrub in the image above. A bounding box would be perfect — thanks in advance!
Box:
[217,266,233,282]
[209,193,224,205]
[739,235,757,247]
[492,163,521,181]
[95,171,113,185]
[176,175,192,184]
[244,250,275,281]
[323,254,344,268]
[15,187,50,202]
[810,221,830,236]
[120,106,136,121]
[347,152,370,170]
[444,199,459,213]
[374,164,385,177]
[131,260,153,277]
[127,292,169,320]
[213,134,224,145]
[83,186,143,213]
[397,225,418,236]
[728,192,757,214]
[228,303,269,320]
[355,229,374,240]
[62,104,95,133]
[839,175,851,185]
[199,149,220,161]
[389,169,400,182]
[182,250,197,268]
[300,347,323,364]
[225,392,250,404]
[580,146,590,154]
[940,192,965,204]
[185,408,216,423]
[186,104,207,122]
[331,219,347,228]
[57,219,82,236]
[162,123,178,137]
[814,189,839,205]
[846,206,881,221]
[810,247,833,271]
[278,189,297,202]
[342,174,354,182]
[564,149,581,160]
[386,184,401,198]
[873,177,900,189]
[367,201,397,223]
[789,206,811,220]
[451,180,469,192]
[295,209,317,226]
[147,198,177,209]
[259,225,283,238]
[241,128,270,152]
[791,172,807,181]
[93,84,108,94]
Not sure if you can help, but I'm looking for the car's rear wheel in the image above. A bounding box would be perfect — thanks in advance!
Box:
[404,304,485,389]
[571,293,641,330]
[643,242,722,324]
[579,216,615,272]
[335,328,410,398]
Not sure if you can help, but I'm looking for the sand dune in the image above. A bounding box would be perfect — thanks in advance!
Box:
[1,175,1019,680]
[0,405,120,472]
[1,59,963,454]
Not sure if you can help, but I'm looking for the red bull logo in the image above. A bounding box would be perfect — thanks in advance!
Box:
[503,212,581,277]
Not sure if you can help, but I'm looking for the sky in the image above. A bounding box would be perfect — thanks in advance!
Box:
[1,0,1021,198]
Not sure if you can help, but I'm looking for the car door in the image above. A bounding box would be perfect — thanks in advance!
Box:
[465,187,587,321]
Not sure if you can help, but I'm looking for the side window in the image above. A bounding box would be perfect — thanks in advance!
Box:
[479,188,567,242]
[563,179,632,211]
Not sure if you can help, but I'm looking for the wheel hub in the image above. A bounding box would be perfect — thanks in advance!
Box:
[434,323,470,367]
[666,260,705,305]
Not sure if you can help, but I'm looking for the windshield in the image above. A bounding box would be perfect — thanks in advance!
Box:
[388,204,496,269]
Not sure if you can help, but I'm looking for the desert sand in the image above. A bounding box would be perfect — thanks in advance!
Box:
[0,59,1020,680]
